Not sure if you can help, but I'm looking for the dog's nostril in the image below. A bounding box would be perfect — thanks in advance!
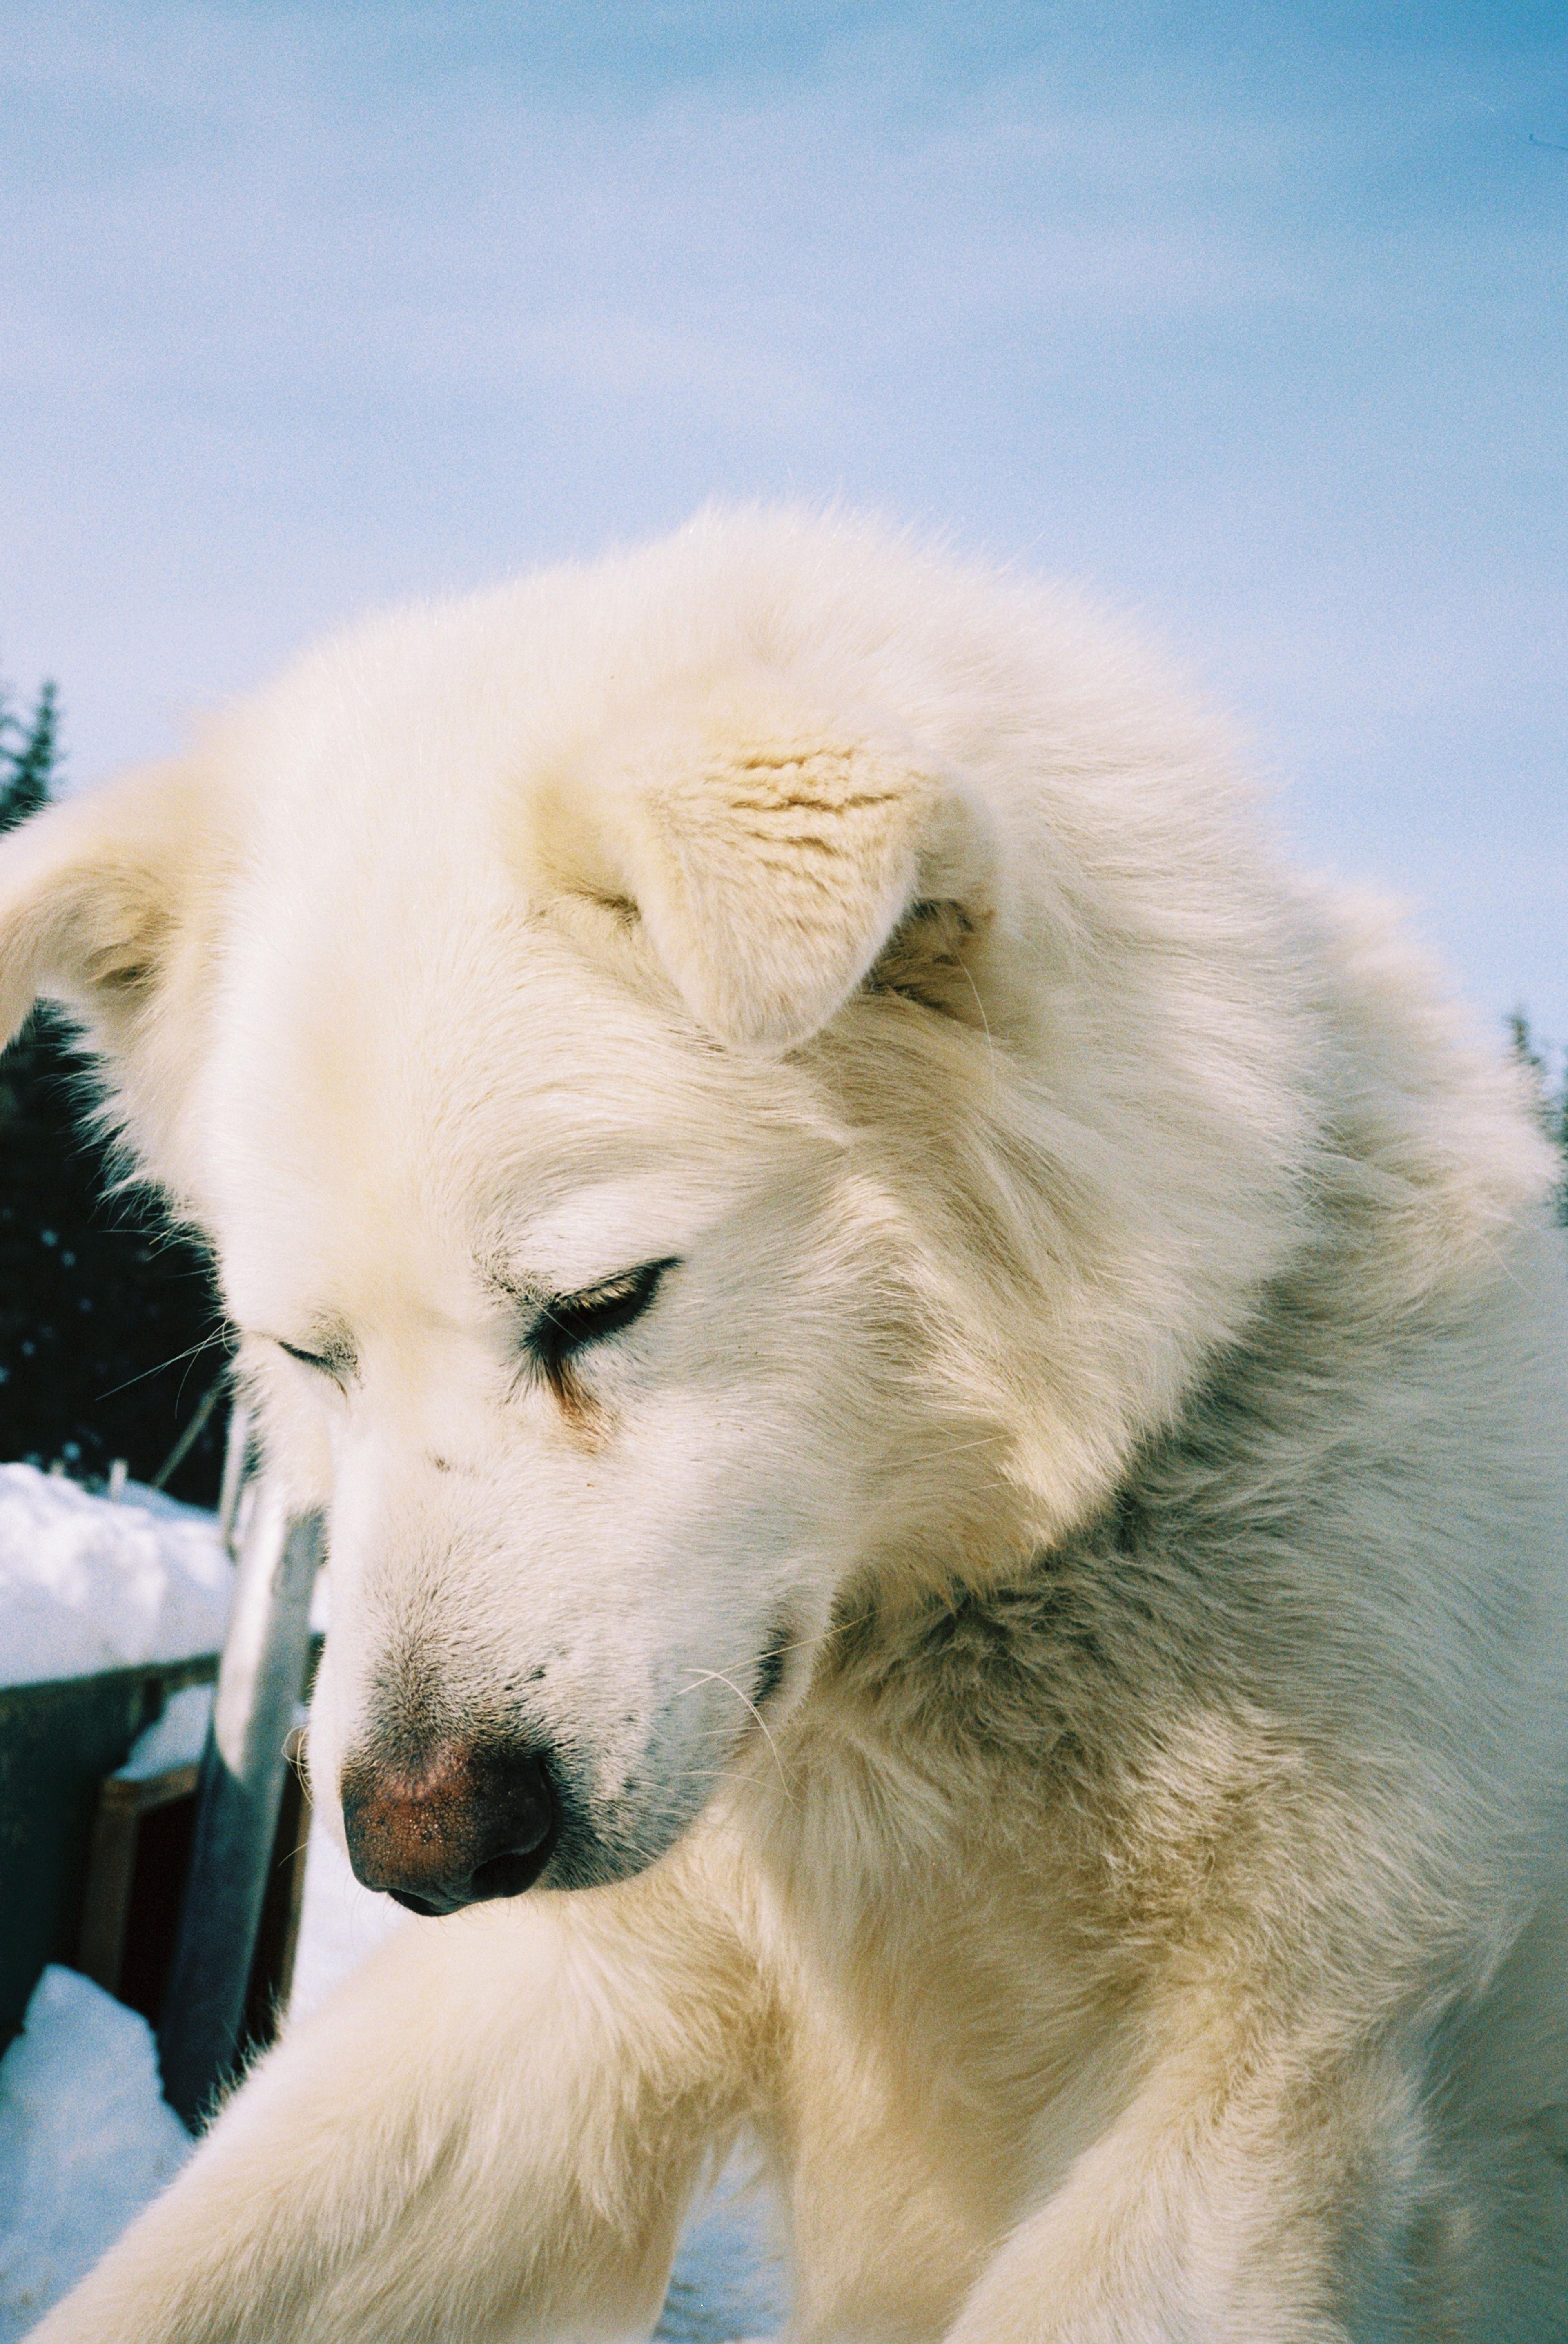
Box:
[341,1736,558,1912]
[469,1847,550,1901]
[385,1885,446,1919]
[488,1749,554,1858]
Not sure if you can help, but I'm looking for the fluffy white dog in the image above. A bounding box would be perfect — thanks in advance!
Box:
[4,510,1567,2341]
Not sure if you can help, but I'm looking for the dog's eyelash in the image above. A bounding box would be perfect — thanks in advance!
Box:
[276,1338,351,1388]
[526,1257,680,1377]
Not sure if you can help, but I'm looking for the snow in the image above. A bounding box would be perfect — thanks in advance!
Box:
[0,1465,784,2340]
[286,1806,407,2023]
[658,2161,788,2343]
[114,1682,214,1780]
[0,1464,232,1688]
[0,1969,189,2344]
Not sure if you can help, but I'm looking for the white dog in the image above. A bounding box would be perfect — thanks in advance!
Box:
[4,509,1568,2341]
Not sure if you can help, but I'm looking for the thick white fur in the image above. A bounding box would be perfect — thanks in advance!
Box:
[7,509,1568,2341]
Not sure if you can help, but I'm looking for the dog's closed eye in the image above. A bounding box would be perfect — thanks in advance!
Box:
[273,1336,355,1391]
[527,1258,680,1381]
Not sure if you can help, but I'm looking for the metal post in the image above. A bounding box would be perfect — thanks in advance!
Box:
[157,1480,324,2129]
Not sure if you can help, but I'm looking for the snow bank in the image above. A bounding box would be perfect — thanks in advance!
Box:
[0,1968,190,2343]
[0,1464,232,1688]
[116,1682,214,1780]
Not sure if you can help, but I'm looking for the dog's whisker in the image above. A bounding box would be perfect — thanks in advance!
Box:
[675,1665,795,1797]
[686,1604,880,1695]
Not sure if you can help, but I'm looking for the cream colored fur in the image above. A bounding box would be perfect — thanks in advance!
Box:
[7,508,1568,2341]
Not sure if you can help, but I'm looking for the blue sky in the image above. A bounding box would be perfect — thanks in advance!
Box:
[4,2,1566,1044]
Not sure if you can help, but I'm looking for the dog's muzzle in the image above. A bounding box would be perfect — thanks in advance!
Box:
[340,1734,558,1915]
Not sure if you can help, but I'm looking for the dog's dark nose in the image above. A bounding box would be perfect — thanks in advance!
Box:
[340,1736,557,1915]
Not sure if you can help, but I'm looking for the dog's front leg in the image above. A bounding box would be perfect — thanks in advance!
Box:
[31,1865,757,2344]
[944,2016,1427,2344]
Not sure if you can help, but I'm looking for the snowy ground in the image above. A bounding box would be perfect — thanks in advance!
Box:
[0,1969,189,2343]
[0,1468,788,2341]
[0,1462,233,1689]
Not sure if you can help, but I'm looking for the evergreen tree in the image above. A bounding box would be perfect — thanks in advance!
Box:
[1507,1009,1568,1229]
[0,682,233,1503]
[0,682,57,833]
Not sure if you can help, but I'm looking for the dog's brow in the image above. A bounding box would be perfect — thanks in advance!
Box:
[481,1263,551,1313]
[310,1314,357,1361]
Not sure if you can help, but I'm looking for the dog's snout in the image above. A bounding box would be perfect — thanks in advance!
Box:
[341,1734,557,1916]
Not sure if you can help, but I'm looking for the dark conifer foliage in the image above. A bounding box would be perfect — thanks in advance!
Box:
[1508,1011,1568,1230]
[0,685,232,1504]
[0,682,58,831]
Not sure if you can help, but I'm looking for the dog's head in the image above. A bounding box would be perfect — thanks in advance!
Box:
[0,515,1313,1908]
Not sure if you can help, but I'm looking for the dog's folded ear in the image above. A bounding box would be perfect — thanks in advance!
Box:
[539,687,995,1053]
[0,760,224,1123]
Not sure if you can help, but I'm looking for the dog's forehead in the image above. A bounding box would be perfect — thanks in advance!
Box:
[187,606,860,1324]
[200,895,811,1333]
